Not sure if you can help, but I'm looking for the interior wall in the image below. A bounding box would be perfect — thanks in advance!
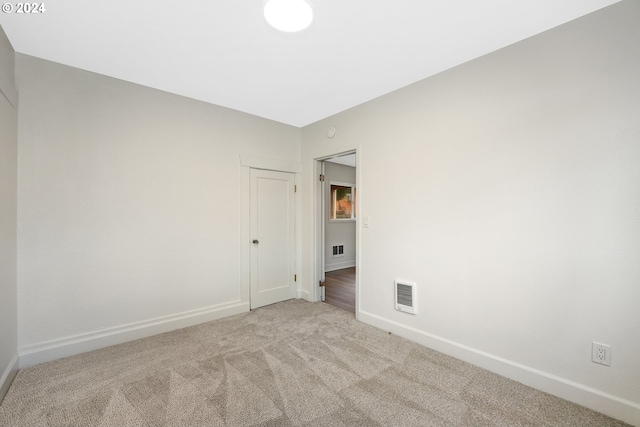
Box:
[0,25,18,401]
[302,1,639,423]
[324,161,356,272]
[15,54,301,365]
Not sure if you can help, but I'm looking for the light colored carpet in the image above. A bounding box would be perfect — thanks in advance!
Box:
[0,300,630,426]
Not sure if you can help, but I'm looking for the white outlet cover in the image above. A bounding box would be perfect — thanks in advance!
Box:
[592,342,611,366]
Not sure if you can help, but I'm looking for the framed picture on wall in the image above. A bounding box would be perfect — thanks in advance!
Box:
[330,183,356,220]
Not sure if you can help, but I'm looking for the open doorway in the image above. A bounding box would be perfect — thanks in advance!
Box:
[321,153,356,313]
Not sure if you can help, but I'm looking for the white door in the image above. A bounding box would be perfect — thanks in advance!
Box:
[250,169,296,309]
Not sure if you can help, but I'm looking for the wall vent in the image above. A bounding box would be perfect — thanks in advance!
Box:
[331,244,344,258]
[395,280,416,314]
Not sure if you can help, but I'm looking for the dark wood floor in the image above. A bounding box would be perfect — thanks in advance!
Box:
[323,267,355,313]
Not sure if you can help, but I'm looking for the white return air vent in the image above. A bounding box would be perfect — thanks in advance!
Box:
[331,244,344,258]
[395,280,416,314]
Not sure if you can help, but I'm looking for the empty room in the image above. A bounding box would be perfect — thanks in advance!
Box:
[1,0,639,425]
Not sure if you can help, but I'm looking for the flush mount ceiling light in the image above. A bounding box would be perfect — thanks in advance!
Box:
[264,0,313,32]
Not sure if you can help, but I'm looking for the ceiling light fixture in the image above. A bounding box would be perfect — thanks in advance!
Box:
[264,0,313,33]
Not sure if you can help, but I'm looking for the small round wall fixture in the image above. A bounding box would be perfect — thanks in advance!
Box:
[327,126,337,138]
[264,0,313,32]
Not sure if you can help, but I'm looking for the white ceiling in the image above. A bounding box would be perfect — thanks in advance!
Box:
[0,0,621,127]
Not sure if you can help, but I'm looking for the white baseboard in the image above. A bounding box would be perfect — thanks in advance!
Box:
[358,310,640,427]
[298,290,311,301]
[19,301,250,368]
[325,261,356,272]
[0,353,19,405]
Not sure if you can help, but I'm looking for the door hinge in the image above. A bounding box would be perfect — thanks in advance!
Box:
[294,274,297,282]
[294,185,297,193]
[319,174,325,182]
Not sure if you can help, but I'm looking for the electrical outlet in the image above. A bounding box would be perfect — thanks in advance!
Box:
[592,342,611,366]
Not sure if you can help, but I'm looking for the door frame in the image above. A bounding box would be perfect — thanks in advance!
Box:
[311,146,361,318]
[240,155,302,310]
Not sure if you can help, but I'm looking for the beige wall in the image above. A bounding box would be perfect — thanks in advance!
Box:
[15,54,301,365]
[324,162,356,271]
[0,25,18,402]
[302,1,640,423]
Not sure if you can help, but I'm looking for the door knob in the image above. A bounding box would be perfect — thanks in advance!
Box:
[252,239,259,244]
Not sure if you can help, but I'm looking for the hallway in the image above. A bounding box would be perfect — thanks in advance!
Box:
[323,267,355,314]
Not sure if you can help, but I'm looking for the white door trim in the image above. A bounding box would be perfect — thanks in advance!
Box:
[240,154,301,173]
